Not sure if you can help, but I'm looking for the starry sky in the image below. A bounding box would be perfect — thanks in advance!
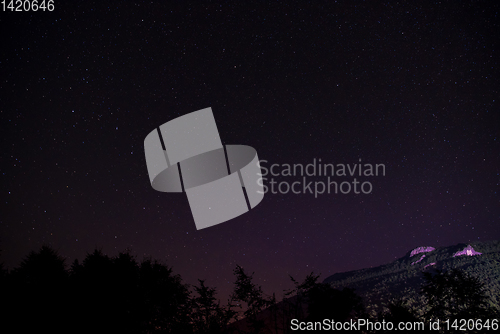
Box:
[1,1,499,303]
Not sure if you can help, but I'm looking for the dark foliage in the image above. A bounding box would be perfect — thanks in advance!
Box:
[4,247,195,333]
[422,268,498,320]
[230,264,275,333]
[374,269,500,334]
[2,246,498,333]
[191,279,236,334]
[379,299,419,323]
[284,272,321,321]
[279,273,366,333]
[306,284,365,323]
[5,246,70,332]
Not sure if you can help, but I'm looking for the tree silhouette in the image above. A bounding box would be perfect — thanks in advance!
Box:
[3,247,196,333]
[422,268,498,321]
[138,257,193,333]
[5,245,497,334]
[377,299,420,331]
[306,284,366,324]
[191,279,236,334]
[71,249,122,333]
[230,265,274,333]
[284,272,321,321]
[14,245,67,285]
[6,246,70,333]
[280,273,366,333]
[0,247,6,280]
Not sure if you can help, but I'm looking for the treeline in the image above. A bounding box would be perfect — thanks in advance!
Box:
[0,246,499,333]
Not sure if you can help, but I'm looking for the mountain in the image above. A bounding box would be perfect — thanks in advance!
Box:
[229,240,499,333]
[323,240,500,316]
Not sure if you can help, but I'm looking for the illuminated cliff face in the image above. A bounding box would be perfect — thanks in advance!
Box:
[411,254,426,265]
[410,246,435,257]
[408,244,482,268]
[453,245,482,257]
[424,263,436,269]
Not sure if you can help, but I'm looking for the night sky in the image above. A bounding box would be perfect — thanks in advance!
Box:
[2,1,499,303]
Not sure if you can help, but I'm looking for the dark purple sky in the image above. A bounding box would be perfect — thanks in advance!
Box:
[2,1,499,303]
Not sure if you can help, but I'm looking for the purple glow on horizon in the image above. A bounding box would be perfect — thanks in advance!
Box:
[453,245,482,257]
[410,246,435,257]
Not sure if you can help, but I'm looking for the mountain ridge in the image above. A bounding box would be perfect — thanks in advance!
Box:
[228,240,500,333]
[322,240,500,315]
